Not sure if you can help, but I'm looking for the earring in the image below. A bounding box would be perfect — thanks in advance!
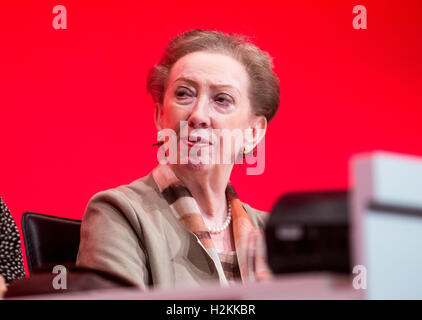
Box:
[242,145,256,158]
[152,130,164,146]
[242,145,250,159]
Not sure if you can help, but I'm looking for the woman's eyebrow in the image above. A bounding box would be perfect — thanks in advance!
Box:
[210,84,240,95]
[174,77,240,95]
[174,77,197,86]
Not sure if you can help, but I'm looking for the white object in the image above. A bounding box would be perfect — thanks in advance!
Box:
[351,151,422,299]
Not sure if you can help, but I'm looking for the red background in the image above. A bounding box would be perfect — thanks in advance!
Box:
[1,1,421,274]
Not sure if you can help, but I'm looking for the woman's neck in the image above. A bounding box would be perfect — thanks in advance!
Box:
[171,164,233,223]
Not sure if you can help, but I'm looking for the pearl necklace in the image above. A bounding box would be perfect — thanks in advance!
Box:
[206,198,232,234]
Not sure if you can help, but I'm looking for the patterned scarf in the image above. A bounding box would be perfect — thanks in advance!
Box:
[152,164,272,285]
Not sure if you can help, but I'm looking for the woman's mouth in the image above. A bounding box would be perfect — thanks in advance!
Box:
[181,136,213,148]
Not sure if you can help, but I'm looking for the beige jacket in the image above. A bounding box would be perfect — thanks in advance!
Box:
[76,172,269,290]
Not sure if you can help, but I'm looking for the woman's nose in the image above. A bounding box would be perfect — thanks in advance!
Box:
[187,96,211,129]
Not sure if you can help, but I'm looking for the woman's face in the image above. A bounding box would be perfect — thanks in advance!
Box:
[156,51,265,170]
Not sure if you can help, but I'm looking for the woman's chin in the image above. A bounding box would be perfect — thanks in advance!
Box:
[185,161,213,172]
[173,157,215,172]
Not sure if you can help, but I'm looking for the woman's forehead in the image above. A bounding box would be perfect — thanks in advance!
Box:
[168,51,249,90]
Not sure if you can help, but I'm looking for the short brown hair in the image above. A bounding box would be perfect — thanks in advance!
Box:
[147,29,280,123]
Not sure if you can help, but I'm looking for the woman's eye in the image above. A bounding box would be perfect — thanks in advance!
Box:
[175,88,193,100]
[215,94,233,107]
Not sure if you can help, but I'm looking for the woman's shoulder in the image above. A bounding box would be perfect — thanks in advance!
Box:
[241,202,270,231]
[83,172,163,228]
[78,174,160,288]
[88,172,159,208]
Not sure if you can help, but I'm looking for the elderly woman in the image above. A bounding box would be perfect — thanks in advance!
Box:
[77,29,280,290]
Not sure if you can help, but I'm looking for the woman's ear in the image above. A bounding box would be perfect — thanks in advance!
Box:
[245,115,267,154]
[154,103,163,131]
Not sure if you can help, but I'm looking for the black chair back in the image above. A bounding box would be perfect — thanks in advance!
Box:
[21,212,81,274]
